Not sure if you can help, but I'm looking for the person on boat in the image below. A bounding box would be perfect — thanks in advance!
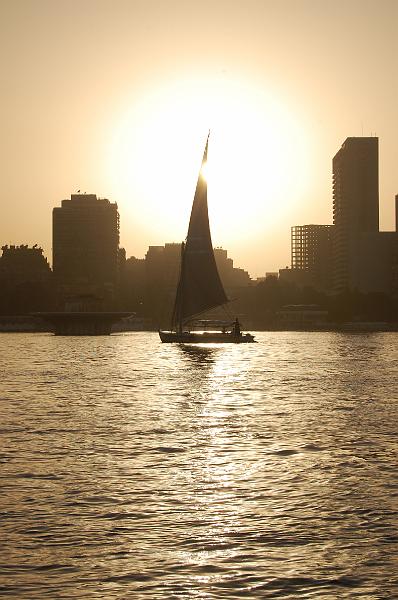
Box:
[232,318,241,337]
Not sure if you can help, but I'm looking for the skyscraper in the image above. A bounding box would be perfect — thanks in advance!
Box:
[332,137,379,292]
[53,193,120,301]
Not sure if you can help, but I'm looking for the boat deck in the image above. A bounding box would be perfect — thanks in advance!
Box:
[159,331,255,343]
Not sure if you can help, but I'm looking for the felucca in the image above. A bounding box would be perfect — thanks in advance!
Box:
[159,136,255,344]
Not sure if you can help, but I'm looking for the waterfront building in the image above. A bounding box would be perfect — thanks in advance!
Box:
[214,247,251,289]
[144,244,182,290]
[164,243,183,288]
[332,137,379,292]
[0,244,51,284]
[214,248,234,283]
[290,224,333,291]
[52,193,121,303]
[278,267,313,288]
[332,137,398,295]
[124,256,145,286]
[141,244,182,324]
[276,304,329,329]
[122,243,251,323]
[355,231,398,296]
[0,245,53,314]
[143,244,251,293]
[121,256,146,308]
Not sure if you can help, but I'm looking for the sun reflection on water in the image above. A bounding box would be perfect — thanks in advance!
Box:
[172,343,264,582]
[2,332,398,597]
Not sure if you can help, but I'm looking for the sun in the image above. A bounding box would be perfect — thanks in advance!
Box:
[106,75,311,246]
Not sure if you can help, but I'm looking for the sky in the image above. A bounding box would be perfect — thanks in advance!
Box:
[1,0,397,277]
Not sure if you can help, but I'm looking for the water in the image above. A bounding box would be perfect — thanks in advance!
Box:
[1,331,397,599]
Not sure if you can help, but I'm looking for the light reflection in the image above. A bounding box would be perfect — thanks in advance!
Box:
[2,332,397,596]
[173,343,259,581]
[177,344,218,365]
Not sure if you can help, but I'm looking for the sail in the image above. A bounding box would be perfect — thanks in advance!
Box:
[172,137,228,328]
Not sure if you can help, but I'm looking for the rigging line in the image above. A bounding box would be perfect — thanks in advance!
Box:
[221,302,234,320]
[182,301,231,325]
[170,243,184,328]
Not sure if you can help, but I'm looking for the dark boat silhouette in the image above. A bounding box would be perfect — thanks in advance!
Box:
[159,135,255,344]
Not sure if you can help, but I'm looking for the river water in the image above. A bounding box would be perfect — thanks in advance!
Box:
[0,332,397,599]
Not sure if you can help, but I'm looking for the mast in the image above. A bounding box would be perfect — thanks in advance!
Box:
[171,242,185,333]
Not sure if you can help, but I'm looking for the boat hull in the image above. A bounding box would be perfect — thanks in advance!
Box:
[159,331,255,343]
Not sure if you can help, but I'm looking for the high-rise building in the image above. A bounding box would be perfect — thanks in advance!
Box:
[53,193,120,299]
[291,224,333,291]
[331,137,398,296]
[332,137,379,292]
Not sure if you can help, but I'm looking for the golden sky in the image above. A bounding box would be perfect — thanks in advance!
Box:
[1,0,397,277]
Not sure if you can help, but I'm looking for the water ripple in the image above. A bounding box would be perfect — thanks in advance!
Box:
[0,331,397,598]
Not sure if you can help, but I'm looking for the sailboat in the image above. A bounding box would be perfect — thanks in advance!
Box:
[159,136,255,344]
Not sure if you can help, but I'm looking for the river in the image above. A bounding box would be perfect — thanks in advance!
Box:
[1,332,397,598]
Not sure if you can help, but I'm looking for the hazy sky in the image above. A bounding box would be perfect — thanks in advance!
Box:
[1,0,397,277]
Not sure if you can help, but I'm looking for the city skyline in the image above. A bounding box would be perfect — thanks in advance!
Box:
[1,133,395,282]
[1,0,398,277]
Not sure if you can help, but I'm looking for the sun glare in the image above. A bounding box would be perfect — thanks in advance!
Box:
[107,76,310,245]
[200,161,208,182]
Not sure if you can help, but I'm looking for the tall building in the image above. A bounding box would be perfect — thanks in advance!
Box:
[53,193,120,300]
[332,137,379,292]
[332,137,398,296]
[291,224,333,291]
